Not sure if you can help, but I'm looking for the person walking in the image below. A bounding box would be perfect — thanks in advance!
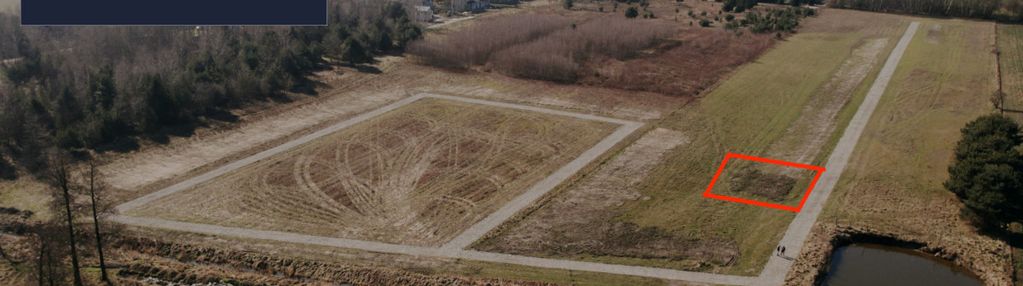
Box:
[781,246,786,256]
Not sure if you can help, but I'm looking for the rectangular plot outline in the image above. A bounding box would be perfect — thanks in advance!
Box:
[108,93,776,285]
[114,93,642,248]
[702,152,826,213]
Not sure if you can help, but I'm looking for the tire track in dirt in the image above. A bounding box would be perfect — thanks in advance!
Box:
[120,94,636,248]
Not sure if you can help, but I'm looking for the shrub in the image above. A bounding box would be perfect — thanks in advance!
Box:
[742,7,813,33]
[0,156,15,180]
[699,19,712,27]
[626,7,640,18]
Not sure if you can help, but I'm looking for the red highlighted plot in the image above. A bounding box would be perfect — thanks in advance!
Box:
[703,152,825,213]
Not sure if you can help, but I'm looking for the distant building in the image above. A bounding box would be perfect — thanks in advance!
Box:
[449,0,489,13]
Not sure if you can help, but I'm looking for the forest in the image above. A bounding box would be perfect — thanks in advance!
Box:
[0,0,423,179]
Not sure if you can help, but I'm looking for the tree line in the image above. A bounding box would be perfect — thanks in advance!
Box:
[0,0,422,180]
[831,0,1023,22]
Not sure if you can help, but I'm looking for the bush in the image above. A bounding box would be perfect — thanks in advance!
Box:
[626,7,640,18]
[0,157,15,180]
[742,7,814,33]
[699,19,712,27]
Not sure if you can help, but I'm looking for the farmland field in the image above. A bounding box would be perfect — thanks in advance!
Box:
[476,9,909,276]
[127,98,617,247]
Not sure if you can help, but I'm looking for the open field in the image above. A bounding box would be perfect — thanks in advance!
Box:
[789,16,1015,285]
[6,1,1017,284]
[126,97,617,247]
[475,9,909,276]
[998,24,1023,123]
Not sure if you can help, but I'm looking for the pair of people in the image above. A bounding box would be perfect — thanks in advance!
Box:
[776,245,787,256]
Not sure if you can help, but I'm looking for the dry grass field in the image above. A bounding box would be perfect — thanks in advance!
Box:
[127,98,617,247]
[0,0,15,13]
[477,9,909,276]
[789,17,1015,285]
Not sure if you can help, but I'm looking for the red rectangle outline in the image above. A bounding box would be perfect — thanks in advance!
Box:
[702,152,826,213]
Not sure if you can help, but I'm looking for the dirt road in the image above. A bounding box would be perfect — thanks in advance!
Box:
[754,21,920,286]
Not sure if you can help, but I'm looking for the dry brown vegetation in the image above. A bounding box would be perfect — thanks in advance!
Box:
[410,9,775,96]
[579,29,773,96]
[491,18,676,82]
[408,14,571,69]
[129,99,616,247]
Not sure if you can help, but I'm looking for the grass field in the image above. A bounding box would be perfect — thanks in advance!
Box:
[127,98,617,247]
[996,22,1023,285]
[478,9,909,275]
[998,24,1023,123]
[819,17,1013,284]
[0,179,51,222]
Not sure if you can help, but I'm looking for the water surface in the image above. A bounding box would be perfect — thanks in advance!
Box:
[823,243,982,286]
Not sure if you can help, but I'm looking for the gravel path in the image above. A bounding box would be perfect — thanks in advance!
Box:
[753,21,920,286]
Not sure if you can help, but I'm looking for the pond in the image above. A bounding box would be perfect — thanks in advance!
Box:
[822,243,982,286]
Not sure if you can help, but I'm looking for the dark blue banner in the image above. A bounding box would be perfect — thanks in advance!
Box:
[22,0,326,26]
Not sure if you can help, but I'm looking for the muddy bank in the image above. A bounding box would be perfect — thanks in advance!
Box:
[784,224,1011,285]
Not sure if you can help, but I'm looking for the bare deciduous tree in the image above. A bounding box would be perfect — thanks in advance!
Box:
[45,153,82,286]
[85,160,109,283]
